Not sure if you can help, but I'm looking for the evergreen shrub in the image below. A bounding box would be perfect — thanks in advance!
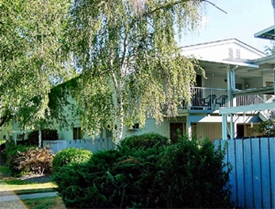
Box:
[120,132,170,149]
[159,135,232,208]
[53,134,232,208]
[52,148,92,173]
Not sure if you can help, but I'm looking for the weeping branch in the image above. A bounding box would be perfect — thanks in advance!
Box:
[201,0,227,14]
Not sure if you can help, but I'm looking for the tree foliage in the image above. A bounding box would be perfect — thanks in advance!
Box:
[1,0,209,144]
[0,0,74,130]
[66,0,204,143]
[264,41,275,55]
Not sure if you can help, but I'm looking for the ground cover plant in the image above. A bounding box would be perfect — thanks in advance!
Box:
[53,133,232,208]
[5,143,54,176]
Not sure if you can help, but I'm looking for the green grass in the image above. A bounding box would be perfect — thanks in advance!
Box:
[0,165,57,192]
[14,188,55,195]
[23,196,66,209]
[0,165,9,175]
[0,180,57,191]
[0,139,6,145]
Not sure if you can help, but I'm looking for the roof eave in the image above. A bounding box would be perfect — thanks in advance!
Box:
[254,25,275,41]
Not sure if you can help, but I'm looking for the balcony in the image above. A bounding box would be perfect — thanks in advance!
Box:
[187,87,228,111]
[184,87,269,112]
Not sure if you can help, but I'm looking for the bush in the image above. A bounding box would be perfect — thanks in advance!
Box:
[6,143,54,176]
[52,148,92,173]
[53,134,231,208]
[120,133,170,150]
[53,149,163,208]
[27,129,58,146]
[159,135,232,208]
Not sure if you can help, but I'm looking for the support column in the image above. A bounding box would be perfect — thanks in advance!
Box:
[186,119,192,140]
[227,67,232,107]
[230,114,234,139]
[222,114,227,140]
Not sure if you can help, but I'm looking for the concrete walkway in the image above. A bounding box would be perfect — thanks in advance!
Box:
[0,191,58,202]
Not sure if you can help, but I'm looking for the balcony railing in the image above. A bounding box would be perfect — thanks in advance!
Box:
[189,87,228,110]
[185,87,269,111]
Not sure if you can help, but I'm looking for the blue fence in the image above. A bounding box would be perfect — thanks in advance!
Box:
[43,138,114,154]
[214,138,275,209]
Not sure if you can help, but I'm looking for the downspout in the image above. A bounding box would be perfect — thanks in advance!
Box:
[274,68,275,97]
[224,65,238,140]
[230,65,238,139]
[271,0,275,97]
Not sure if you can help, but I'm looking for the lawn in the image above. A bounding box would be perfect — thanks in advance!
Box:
[0,165,66,209]
[23,196,66,209]
[0,165,57,192]
[0,176,57,192]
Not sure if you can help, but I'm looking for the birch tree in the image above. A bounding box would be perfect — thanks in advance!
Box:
[66,0,205,144]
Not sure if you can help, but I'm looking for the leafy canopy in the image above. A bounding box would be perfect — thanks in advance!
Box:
[0,0,74,129]
[66,0,204,143]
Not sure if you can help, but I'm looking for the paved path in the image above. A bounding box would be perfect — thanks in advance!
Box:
[0,192,58,202]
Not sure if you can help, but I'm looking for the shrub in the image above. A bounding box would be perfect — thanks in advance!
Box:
[120,133,170,149]
[159,135,232,208]
[53,148,163,208]
[53,134,231,208]
[6,144,54,176]
[52,148,92,173]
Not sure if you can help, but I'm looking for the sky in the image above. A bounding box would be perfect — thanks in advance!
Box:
[178,0,274,52]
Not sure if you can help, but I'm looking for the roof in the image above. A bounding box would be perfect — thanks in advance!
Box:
[180,38,266,57]
[254,25,275,41]
[253,54,275,65]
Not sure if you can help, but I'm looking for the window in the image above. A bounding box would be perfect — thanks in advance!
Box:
[236,49,240,58]
[106,130,112,138]
[228,48,233,58]
[73,127,82,140]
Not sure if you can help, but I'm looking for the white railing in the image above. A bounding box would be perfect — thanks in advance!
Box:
[235,94,264,106]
